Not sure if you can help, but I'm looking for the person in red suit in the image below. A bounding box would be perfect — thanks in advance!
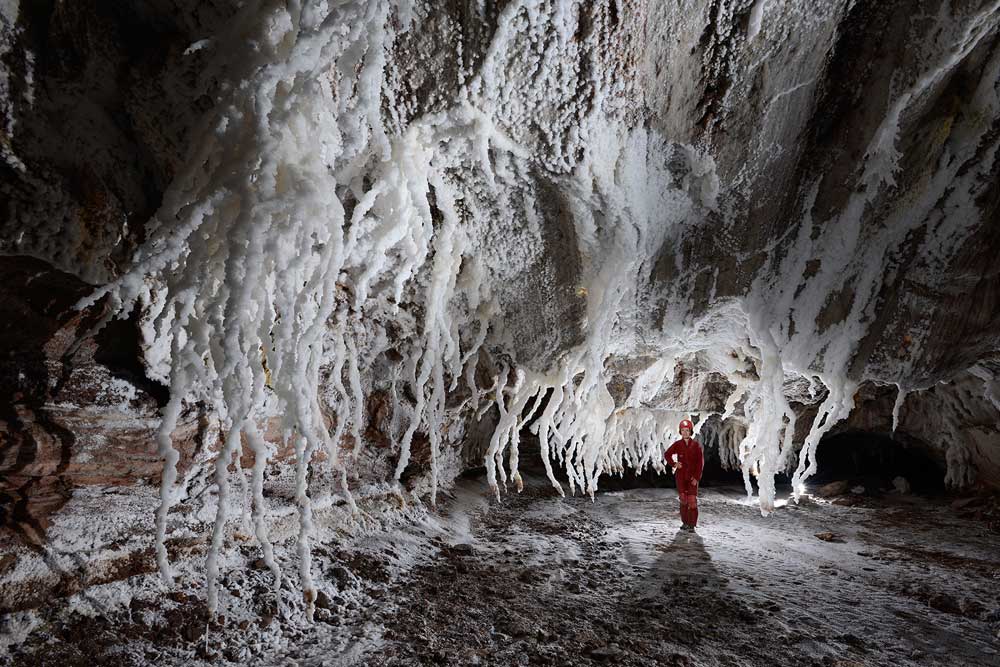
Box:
[665,419,704,531]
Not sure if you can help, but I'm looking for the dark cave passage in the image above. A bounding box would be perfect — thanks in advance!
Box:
[809,431,947,495]
[554,429,950,498]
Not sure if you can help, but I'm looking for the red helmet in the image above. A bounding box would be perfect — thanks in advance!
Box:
[679,419,694,432]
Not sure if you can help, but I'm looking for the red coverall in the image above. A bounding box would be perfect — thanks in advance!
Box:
[665,438,704,527]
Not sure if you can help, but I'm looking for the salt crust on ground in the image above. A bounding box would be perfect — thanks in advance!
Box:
[2,475,998,666]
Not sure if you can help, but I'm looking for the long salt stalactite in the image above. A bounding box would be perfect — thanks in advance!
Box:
[481,123,708,501]
[75,0,429,616]
[74,0,542,616]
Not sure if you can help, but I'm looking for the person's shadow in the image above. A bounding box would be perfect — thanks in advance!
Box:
[639,528,726,596]
[625,526,730,646]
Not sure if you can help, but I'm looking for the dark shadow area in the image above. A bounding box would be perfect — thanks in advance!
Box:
[0,257,88,542]
[631,527,726,601]
[93,307,170,407]
[811,431,947,495]
[623,528,734,655]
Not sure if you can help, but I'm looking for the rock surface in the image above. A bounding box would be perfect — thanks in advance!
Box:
[0,257,194,539]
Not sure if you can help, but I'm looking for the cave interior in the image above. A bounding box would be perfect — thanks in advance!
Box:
[1,1,1000,666]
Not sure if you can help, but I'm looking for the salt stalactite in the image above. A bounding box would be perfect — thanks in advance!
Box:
[484,365,511,498]
[388,364,403,442]
[244,421,282,592]
[789,378,858,495]
[235,449,252,534]
[153,388,185,582]
[454,257,497,397]
[206,424,245,614]
[484,368,541,498]
[601,409,676,478]
[892,385,907,435]
[511,381,548,491]
[747,0,767,41]
[75,0,424,612]
[735,323,801,513]
[293,433,317,620]
[525,139,649,499]
[346,335,365,462]
[709,418,747,472]
[530,367,570,496]
[483,123,714,501]
[732,4,1000,510]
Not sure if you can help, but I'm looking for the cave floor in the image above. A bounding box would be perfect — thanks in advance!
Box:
[2,475,999,667]
[369,478,1000,667]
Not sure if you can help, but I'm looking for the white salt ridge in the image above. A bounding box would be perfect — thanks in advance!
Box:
[892,385,906,435]
[747,0,767,41]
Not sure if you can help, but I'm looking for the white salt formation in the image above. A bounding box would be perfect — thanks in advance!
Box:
[62,0,1000,611]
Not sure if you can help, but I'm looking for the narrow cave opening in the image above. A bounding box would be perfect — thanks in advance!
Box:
[808,430,947,495]
[93,305,170,407]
